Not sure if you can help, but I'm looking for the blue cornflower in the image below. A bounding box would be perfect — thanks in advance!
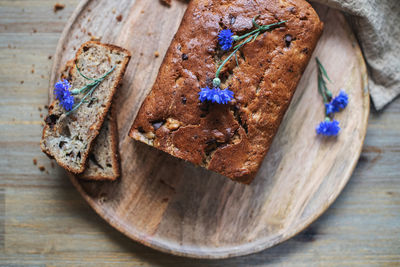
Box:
[198,86,234,104]
[325,90,348,115]
[316,119,340,136]
[54,79,74,111]
[325,102,335,115]
[60,90,75,111]
[218,29,234,51]
[331,90,348,111]
[217,87,234,104]
[199,86,213,103]
[54,79,71,100]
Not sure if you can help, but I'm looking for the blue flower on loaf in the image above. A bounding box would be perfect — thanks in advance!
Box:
[218,29,234,51]
[199,86,234,104]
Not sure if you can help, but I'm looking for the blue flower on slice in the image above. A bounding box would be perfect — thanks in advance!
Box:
[316,119,340,136]
[60,90,75,111]
[218,29,234,51]
[54,79,74,111]
[54,79,71,100]
[198,86,234,104]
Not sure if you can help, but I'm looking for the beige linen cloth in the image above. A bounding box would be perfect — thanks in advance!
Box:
[312,0,400,110]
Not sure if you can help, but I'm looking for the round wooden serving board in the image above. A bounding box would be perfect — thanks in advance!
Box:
[49,0,369,259]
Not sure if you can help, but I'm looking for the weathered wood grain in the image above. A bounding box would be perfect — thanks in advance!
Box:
[0,0,399,265]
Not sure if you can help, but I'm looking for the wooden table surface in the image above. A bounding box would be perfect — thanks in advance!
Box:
[0,0,399,266]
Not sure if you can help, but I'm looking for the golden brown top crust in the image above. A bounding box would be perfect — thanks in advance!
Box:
[130,0,323,183]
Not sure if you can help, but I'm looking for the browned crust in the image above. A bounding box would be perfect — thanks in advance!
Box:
[78,106,120,181]
[129,0,323,184]
[40,41,130,174]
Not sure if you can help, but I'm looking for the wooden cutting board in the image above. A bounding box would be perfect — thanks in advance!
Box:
[48,0,369,259]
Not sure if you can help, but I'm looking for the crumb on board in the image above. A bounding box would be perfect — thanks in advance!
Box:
[40,75,45,79]
[20,81,24,84]
[112,8,116,14]
[31,68,34,74]
[38,106,42,111]
[44,105,49,109]
[40,114,43,118]
[33,29,37,33]
[33,158,37,165]
[160,0,172,6]
[90,35,101,42]
[154,51,160,58]
[48,55,52,60]
[116,14,123,22]
[141,10,145,14]
[54,3,65,13]
[51,162,55,168]
[45,170,49,174]
[38,166,45,172]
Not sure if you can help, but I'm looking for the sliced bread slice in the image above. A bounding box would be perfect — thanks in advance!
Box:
[41,41,130,174]
[59,61,120,181]
[79,108,120,181]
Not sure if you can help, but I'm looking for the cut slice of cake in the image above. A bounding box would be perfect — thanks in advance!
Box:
[129,0,323,184]
[41,41,130,174]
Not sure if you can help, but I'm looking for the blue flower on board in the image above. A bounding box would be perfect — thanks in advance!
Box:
[325,102,335,115]
[331,90,348,112]
[316,119,340,136]
[218,29,234,51]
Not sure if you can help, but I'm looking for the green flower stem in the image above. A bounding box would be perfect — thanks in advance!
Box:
[66,65,116,115]
[234,20,287,42]
[214,19,286,83]
[71,65,116,95]
[316,57,333,104]
[66,81,101,116]
[215,35,253,80]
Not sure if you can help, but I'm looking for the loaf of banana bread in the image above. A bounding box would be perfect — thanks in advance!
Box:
[129,0,323,184]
